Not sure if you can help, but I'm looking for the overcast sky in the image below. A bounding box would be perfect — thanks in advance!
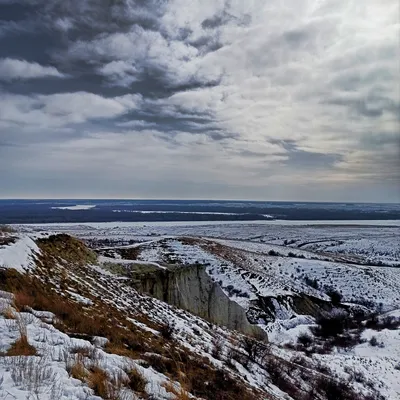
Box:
[0,0,399,202]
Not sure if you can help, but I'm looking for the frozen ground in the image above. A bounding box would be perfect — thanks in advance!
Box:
[2,222,400,399]
[19,220,400,265]
[0,291,187,400]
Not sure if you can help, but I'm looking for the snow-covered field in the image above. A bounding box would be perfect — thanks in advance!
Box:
[1,222,400,399]
[19,220,400,265]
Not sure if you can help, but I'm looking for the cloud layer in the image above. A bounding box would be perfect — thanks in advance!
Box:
[0,58,65,81]
[0,0,399,201]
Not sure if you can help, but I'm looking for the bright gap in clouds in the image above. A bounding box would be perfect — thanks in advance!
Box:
[0,0,399,202]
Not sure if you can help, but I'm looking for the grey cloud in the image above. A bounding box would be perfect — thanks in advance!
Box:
[200,6,241,30]
[285,149,343,170]
[361,132,400,148]
[0,58,66,81]
[325,94,399,119]
[0,0,399,202]
[279,141,343,169]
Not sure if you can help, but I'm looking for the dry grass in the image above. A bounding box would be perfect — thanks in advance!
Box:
[126,367,147,393]
[104,341,143,359]
[36,234,97,266]
[70,345,98,359]
[0,225,17,246]
[0,269,155,354]
[0,250,264,400]
[1,305,16,319]
[163,381,191,400]
[68,358,87,381]
[0,225,16,234]
[6,335,37,356]
[88,366,109,398]
[13,291,35,312]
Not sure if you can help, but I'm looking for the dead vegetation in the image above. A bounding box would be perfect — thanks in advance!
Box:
[68,356,88,381]
[0,258,262,400]
[0,224,16,234]
[6,336,37,356]
[0,224,17,246]
[126,367,147,393]
[163,380,191,400]
[36,234,98,266]
[1,232,386,400]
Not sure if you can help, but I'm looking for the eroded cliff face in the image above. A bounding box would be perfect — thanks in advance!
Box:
[247,293,346,326]
[129,265,267,340]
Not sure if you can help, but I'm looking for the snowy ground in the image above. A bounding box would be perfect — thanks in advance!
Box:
[0,292,176,400]
[19,221,400,266]
[1,223,400,399]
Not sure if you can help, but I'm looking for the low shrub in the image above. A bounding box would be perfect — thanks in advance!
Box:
[159,322,175,340]
[304,276,319,289]
[366,315,400,331]
[325,287,342,305]
[314,375,361,400]
[240,335,269,363]
[369,336,378,347]
[227,348,249,369]
[297,332,313,348]
[211,337,223,360]
[313,312,349,338]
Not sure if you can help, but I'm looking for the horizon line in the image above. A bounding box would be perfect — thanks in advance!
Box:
[0,198,399,205]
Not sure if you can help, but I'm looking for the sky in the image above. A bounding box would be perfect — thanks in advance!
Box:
[0,0,399,202]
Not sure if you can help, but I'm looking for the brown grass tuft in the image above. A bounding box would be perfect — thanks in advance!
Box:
[88,366,109,398]
[6,335,37,356]
[1,305,16,319]
[163,381,191,400]
[126,367,147,393]
[69,358,87,381]
[14,291,35,311]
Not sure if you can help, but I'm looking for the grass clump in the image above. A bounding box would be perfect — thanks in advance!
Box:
[88,366,109,398]
[6,336,37,356]
[126,367,147,393]
[68,359,87,381]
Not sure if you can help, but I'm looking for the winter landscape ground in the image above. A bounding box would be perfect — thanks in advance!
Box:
[0,220,399,400]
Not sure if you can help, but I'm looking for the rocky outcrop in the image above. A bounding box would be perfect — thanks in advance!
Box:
[130,264,267,340]
[247,293,345,325]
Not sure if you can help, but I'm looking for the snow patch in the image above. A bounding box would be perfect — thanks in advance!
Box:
[0,235,40,272]
[51,205,96,210]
